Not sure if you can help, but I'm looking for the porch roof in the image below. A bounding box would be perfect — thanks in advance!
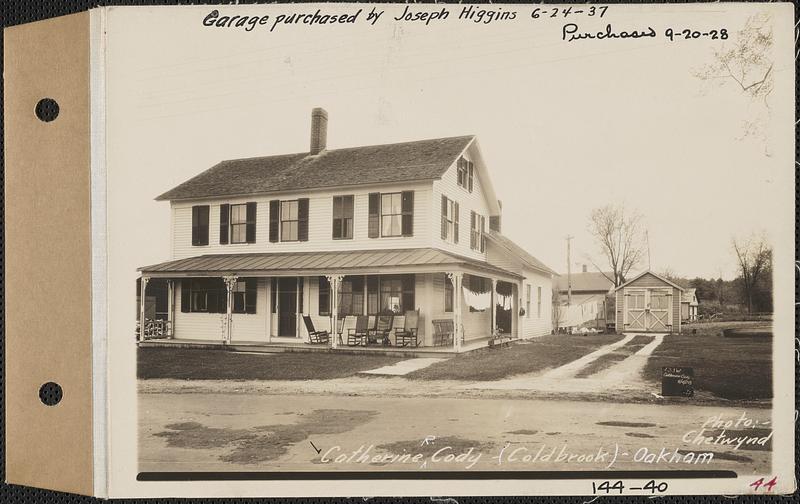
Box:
[139,248,522,280]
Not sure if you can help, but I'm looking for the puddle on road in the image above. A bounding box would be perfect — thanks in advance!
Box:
[625,432,655,438]
[596,421,657,428]
[155,409,378,464]
[505,429,538,435]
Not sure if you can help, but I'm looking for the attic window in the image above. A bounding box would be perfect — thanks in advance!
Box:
[456,157,474,192]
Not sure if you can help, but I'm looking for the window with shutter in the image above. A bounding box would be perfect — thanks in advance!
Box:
[191,205,209,246]
[470,211,477,250]
[269,200,279,242]
[468,161,474,192]
[440,195,448,240]
[219,204,230,244]
[441,196,456,243]
[180,280,190,313]
[245,278,257,314]
[368,193,380,238]
[270,278,277,313]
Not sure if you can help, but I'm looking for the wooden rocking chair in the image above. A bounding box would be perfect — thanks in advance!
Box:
[395,310,421,347]
[302,316,329,345]
[347,315,369,346]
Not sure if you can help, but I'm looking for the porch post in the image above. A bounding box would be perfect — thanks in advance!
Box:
[326,274,344,349]
[138,276,150,342]
[446,272,463,352]
[490,278,497,337]
[167,279,175,339]
[223,275,238,344]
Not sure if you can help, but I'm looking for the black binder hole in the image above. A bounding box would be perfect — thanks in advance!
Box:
[35,98,59,122]
[39,382,62,406]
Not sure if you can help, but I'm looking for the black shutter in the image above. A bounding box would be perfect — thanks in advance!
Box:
[318,276,331,316]
[219,204,230,244]
[468,162,474,192]
[470,211,476,249]
[245,202,257,243]
[298,198,309,241]
[440,195,448,240]
[401,191,414,236]
[453,201,459,244]
[270,278,277,313]
[269,200,280,242]
[480,215,486,252]
[192,206,199,245]
[245,278,257,314]
[181,280,190,313]
[368,193,380,238]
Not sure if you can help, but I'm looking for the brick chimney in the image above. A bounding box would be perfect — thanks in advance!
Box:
[310,107,328,155]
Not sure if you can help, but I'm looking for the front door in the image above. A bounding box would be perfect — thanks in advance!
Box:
[646,289,670,332]
[278,277,298,337]
[626,289,646,331]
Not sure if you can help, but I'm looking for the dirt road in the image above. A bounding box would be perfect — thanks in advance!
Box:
[139,393,772,475]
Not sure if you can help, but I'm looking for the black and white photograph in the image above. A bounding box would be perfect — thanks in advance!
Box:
[93,2,795,497]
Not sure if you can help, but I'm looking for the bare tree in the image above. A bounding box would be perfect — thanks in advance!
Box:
[732,233,772,314]
[551,286,563,332]
[693,12,774,149]
[587,204,646,288]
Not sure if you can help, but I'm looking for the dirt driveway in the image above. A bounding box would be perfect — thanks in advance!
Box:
[139,393,772,475]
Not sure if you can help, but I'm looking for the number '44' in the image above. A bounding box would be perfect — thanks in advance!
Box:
[750,476,777,492]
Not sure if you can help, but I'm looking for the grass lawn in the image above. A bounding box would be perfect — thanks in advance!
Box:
[574,335,654,378]
[407,333,625,381]
[138,348,405,381]
[642,321,772,401]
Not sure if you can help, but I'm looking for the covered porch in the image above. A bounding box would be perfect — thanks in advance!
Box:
[136,248,523,353]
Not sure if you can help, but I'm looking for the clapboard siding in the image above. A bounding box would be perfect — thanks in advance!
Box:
[173,279,269,341]
[520,267,553,338]
[431,143,493,262]
[614,272,683,333]
[172,182,431,259]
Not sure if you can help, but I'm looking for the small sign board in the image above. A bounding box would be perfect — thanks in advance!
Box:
[662,366,694,397]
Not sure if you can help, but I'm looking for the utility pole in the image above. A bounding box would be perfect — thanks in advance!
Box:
[646,230,651,270]
[566,235,573,305]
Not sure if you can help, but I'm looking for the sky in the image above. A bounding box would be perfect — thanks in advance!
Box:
[105,3,794,282]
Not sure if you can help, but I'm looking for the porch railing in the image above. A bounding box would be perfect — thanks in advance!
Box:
[136,318,173,340]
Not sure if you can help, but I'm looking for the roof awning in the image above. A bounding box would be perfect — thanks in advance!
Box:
[139,248,522,280]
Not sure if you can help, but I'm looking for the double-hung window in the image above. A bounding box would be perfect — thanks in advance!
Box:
[280,200,299,241]
[332,195,354,239]
[456,157,474,192]
[229,204,248,244]
[368,191,413,238]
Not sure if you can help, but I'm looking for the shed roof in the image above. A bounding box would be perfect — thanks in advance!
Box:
[556,271,614,293]
[613,270,685,292]
[139,247,521,279]
[485,230,556,275]
[156,135,475,201]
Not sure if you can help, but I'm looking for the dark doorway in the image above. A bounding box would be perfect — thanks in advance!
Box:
[278,277,298,337]
[495,281,514,335]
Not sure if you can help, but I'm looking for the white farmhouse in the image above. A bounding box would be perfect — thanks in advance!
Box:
[137,108,555,353]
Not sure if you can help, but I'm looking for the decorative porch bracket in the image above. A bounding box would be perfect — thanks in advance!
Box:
[446,272,464,351]
[138,276,150,342]
[222,275,239,344]
[325,274,345,348]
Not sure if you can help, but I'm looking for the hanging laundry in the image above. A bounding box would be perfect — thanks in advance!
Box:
[462,286,491,311]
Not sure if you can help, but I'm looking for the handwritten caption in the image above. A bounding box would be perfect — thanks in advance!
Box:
[201,6,728,44]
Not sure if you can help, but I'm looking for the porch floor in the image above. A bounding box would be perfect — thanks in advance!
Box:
[138,336,494,358]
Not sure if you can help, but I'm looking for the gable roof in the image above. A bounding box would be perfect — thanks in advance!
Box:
[156,135,475,201]
[556,271,614,293]
[681,287,698,305]
[485,230,556,275]
[613,270,685,292]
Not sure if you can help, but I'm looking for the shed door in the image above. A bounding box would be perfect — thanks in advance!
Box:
[646,289,671,332]
[626,289,646,331]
